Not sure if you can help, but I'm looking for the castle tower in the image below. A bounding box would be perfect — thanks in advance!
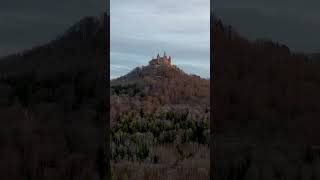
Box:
[149,52,172,66]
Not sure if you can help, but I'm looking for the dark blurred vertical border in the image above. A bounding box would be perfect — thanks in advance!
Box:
[98,1,110,180]
[210,0,214,180]
[106,0,111,179]
[95,6,110,179]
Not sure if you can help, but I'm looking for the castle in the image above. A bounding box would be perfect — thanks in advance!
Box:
[149,52,171,66]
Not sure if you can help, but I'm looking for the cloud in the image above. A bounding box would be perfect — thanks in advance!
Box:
[111,0,210,78]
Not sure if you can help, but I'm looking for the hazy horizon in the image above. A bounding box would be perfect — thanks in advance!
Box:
[110,0,210,79]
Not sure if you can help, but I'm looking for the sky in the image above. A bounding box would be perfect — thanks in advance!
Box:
[213,0,320,54]
[111,0,210,79]
[0,0,107,58]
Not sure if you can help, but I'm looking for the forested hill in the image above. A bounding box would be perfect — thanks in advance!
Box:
[110,60,210,122]
[212,15,320,144]
[110,59,210,173]
[0,13,109,180]
[0,12,109,79]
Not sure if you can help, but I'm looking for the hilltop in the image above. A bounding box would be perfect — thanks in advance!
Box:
[111,53,209,110]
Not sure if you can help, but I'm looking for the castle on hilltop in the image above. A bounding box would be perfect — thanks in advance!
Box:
[149,52,171,66]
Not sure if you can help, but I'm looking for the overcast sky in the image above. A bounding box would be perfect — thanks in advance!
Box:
[0,0,107,58]
[213,0,320,54]
[111,0,210,79]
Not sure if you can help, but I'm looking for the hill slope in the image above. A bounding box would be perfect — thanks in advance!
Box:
[111,61,210,122]
[0,13,108,79]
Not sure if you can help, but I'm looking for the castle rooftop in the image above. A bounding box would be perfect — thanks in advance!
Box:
[149,52,172,66]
